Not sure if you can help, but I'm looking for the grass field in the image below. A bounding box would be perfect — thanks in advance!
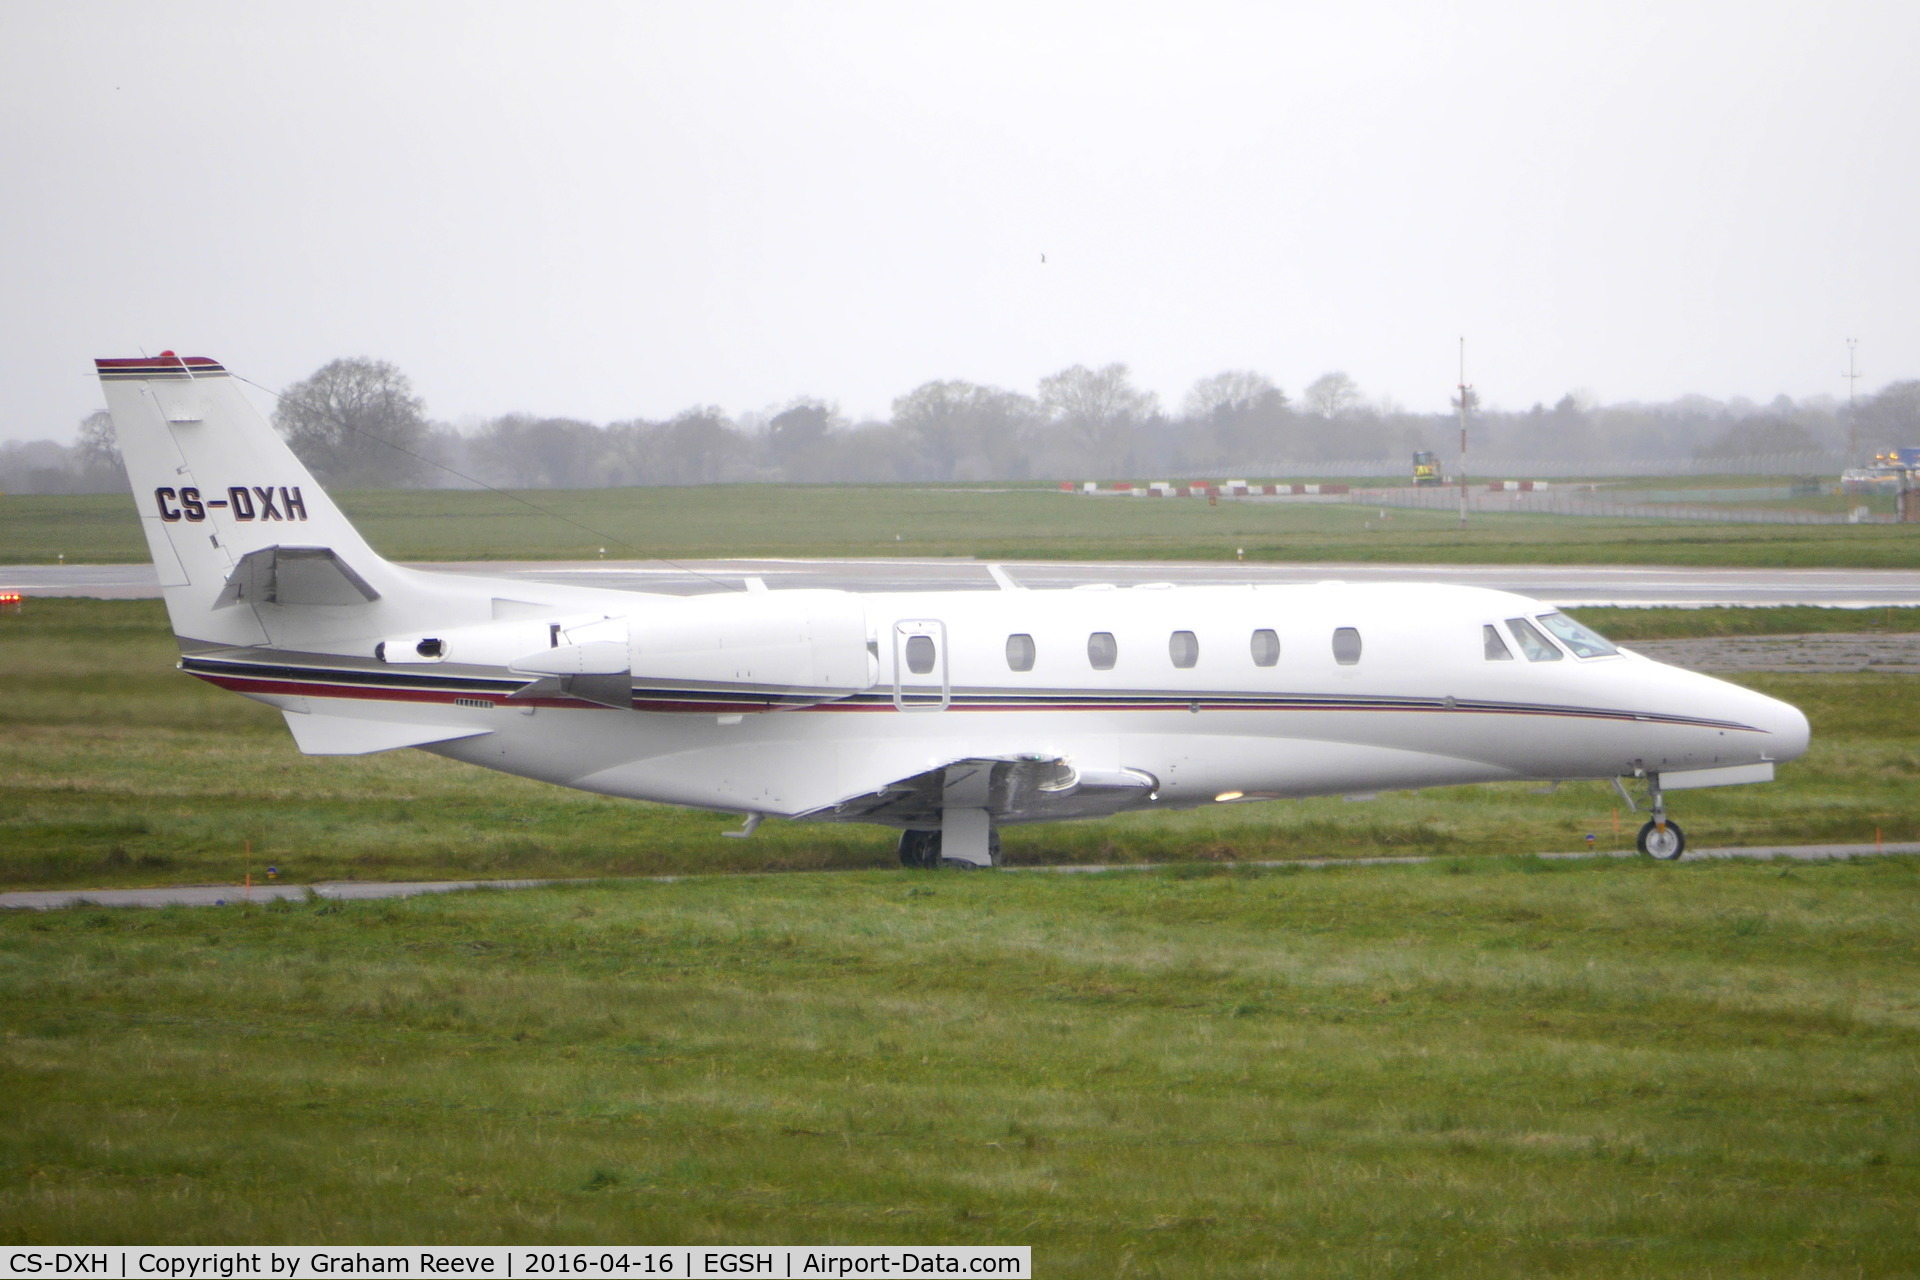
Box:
[6,487,1919,568]
[3,857,1917,1274]
[3,601,1918,892]
[5,602,1919,1270]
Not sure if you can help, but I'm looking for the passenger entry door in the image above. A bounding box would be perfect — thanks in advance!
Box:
[892,619,949,711]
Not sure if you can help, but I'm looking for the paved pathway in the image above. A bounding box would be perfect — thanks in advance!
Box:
[0,878,566,910]
[11,559,1920,607]
[6,843,1915,909]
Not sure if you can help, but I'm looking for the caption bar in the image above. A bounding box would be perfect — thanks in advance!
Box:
[1,1250,1029,1280]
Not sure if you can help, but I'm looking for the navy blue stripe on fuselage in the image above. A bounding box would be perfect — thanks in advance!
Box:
[178,655,1764,732]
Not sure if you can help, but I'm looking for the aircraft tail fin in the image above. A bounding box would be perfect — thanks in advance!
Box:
[96,354,405,645]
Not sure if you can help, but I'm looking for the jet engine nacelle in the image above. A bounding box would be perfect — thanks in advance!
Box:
[629,590,875,701]
[374,591,874,709]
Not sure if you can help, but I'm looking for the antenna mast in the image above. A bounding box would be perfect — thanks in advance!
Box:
[1456,337,1471,530]
[1844,338,1861,467]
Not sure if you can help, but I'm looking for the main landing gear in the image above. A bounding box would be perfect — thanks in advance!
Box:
[897,826,1002,870]
[1635,773,1687,861]
[898,829,940,869]
[900,766,1004,869]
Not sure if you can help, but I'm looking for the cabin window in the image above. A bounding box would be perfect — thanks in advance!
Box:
[1169,630,1199,668]
[1484,624,1514,660]
[1506,617,1563,662]
[1332,627,1362,665]
[905,634,937,675]
[1006,633,1036,672]
[1088,631,1118,670]
[1537,611,1618,658]
[1250,628,1280,667]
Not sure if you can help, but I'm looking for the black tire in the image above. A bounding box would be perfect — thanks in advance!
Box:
[1637,818,1686,861]
[897,829,940,869]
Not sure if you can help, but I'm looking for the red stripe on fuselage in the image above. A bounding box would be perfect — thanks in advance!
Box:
[192,669,1757,730]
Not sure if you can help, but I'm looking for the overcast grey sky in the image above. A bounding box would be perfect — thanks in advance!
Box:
[3,0,1916,444]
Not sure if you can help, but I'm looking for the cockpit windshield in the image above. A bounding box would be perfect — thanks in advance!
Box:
[1506,617,1562,662]
[1537,611,1618,658]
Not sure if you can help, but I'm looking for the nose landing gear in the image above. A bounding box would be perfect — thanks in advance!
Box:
[1637,818,1686,860]
[1635,773,1687,860]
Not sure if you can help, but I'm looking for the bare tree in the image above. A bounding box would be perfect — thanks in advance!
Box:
[71,409,127,489]
[471,414,610,488]
[1176,370,1296,466]
[891,380,1040,480]
[1696,416,1822,459]
[648,407,749,485]
[274,358,430,487]
[1302,371,1360,418]
[1037,363,1158,471]
[1856,381,1920,455]
[1182,370,1285,420]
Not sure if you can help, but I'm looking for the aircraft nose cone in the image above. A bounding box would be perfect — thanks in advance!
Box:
[1759,694,1812,763]
[1656,666,1812,769]
[1720,678,1811,763]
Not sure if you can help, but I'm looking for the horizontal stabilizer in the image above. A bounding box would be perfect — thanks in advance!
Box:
[281,710,491,756]
[215,546,380,608]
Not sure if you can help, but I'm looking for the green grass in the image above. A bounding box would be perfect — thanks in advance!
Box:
[2,857,1917,1273]
[6,487,1919,567]
[5,601,1918,1268]
[3,601,1918,892]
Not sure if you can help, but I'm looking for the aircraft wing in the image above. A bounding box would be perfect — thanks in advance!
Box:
[803,754,1160,828]
[569,741,1158,826]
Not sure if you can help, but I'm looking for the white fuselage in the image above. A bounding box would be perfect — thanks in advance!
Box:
[196,572,1810,825]
[96,353,1810,859]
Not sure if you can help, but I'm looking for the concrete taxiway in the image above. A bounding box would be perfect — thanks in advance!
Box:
[11,558,1920,607]
[5,842,1916,910]
[0,878,565,910]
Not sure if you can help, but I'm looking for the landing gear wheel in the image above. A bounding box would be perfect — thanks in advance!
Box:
[1637,818,1686,861]
[897,829,940,869]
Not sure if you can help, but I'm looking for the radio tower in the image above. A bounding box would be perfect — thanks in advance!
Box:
[1843,339,1861,467]
[1456,337,1471,530]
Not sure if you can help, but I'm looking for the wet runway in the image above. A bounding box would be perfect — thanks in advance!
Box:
[11,557,1920,607]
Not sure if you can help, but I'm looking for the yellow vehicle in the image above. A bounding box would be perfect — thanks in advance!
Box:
[1412,450,1442,486]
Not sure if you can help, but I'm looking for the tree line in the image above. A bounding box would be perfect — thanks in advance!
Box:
[8,357,1920,494]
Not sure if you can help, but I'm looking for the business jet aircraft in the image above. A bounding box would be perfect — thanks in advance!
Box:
[98,353,1809,868]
